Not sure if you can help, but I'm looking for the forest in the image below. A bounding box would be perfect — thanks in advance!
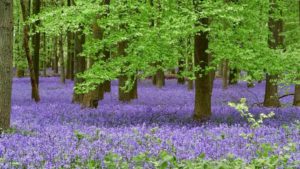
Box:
[0,0,300,168]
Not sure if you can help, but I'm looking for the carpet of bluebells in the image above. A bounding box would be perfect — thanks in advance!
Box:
[0,77,300,168]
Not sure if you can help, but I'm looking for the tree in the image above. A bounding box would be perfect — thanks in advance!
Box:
[32,0,41,86]
[293,0,300,107]
[263,0,283,107]
[193,1,212,121]
[20,0,40,102]
[0,0,13,130]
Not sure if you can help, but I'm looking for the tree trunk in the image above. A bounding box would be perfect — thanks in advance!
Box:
[156,69,165,88]
[222,59,229,89]
[117,40,136,102]
[72,29,86,103]
[194,16,212,121]
[20,0,40,102]
[264,0,283,107]
[294,0,300,107]
[32,0,41,86]
[81,19,105,108]
[264,75,280,107]
[229,68,238,85]
[188,80,194,90]
[59,34,65,83]
[218,61,223,77]
[177,58,185,84]
[42,33,47,77]
[294,85,300,106]
[52,37,59,74]
[66,31,72,79]
[0,0,13,130]
[66,0,74,80]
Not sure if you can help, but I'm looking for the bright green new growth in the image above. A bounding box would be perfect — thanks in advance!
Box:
[228,98,275,129]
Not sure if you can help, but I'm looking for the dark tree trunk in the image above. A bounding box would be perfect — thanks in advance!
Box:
[294,85,300,106]
[193,16,212,121]
[264,0,283,107]
[0,0,13,130]
[59,34,65,83]
[52,37,59,74]
[103,50,111,92]
[72,29,86,103]
[102,0,111,92]
[32,0,41,86]
[42,33,47,77]
[66,31,73,79]
[66,0,74,80]
[229,68,238,85]
[20,0,40,102]
[177,58,185,84]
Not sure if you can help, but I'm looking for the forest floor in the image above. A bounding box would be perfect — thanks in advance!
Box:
[0,77,299,168]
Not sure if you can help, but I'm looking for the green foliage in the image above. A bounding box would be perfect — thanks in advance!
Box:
[228,98,275,129]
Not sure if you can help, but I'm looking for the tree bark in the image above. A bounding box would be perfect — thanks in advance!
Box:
[155,69,165,88]
[0,0,13,130]
[264,74,280,107]
[177,58,185,84]
[294,0,300,107]
[222,59,229,89]
[52,37,59,74]
[193,16,212,121]
[66,0,74,80]
[32,0,41,86]
[59,34,65,83]
[81,19,105,108]
[294,85,300,106]
[117,40,137,102]
[263,0,283,107]
[72,29,86,103]
[20,0,40,102]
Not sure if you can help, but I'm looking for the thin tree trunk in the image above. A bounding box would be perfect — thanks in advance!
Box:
[59,34,65,83]
[222,59,229,89]
[53,37,59,74]
[194,16,212,121]
[103,50,111,92]
[66,0,73,79]
[177,58,185,84]
[20,0,40,102]
[0,0,13,130]
[43,33,47,77]
[218,61,223,77]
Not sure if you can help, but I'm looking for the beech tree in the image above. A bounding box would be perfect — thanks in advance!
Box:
[20,0,40,102]
[0,0,13,130]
